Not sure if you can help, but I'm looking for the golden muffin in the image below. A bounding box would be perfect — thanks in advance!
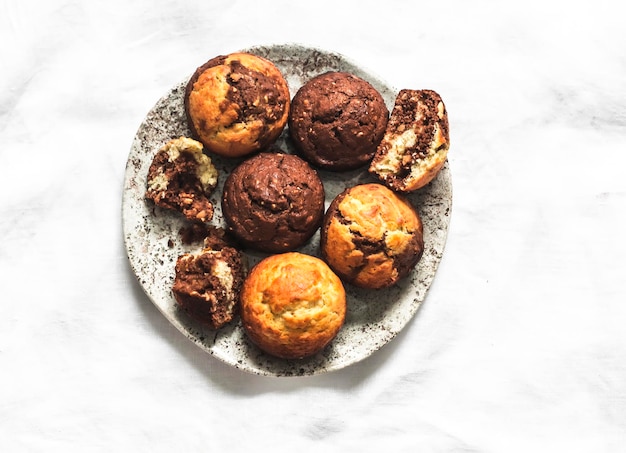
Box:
[184,52,290,158]
[240,252,346,359]
[321,183,423,289]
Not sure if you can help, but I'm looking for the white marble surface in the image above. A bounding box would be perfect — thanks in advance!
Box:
[1,0,625,450]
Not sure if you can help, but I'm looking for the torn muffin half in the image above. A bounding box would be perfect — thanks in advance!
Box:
[369,89,449,192]
[172,229,246,329]
[145,137,218,223]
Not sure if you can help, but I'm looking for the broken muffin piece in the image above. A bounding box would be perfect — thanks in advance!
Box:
[369,89,449,192]
[145,137,218,223]
[172,230,246,329]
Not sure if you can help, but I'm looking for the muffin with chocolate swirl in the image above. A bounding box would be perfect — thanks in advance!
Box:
[184,52,290,158]
[172,229,246,330]
[321,183,424,289]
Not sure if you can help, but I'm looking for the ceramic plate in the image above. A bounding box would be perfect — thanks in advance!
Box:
[122,44,452,376]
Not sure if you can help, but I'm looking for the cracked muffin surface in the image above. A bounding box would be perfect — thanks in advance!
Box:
[184,52,290,158]
[240,252,346,359]
[321,183,423,289]
[221,152,325,253]
[288,71,388,171]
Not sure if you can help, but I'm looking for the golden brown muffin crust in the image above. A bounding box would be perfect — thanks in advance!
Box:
[185,53,290,158]
[240,252,346,359]
[321,183,424,289]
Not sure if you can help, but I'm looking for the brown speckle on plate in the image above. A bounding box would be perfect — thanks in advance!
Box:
[121,44,452,377]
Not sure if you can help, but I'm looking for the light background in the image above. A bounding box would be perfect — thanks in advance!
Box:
[1,0,625,451]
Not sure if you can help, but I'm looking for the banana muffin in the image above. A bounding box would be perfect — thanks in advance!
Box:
[184,52,290,158]
[240,252,346,359]
[145,137,218,223]
[320,183,424,289]
[172,230,246,329]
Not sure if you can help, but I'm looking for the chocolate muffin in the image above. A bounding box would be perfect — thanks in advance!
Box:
[185,52,290,158]
[320,183,424,289]
[172,230,246,329]
[221,152,325,253]
[145,137,218,223]
[288,71,389,171]
[369,89,450,192]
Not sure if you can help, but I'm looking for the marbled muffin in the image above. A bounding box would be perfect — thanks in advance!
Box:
[288,71,388,171]
[321,183,423,289]
[369,89,449,192]
[221,152,325,253]
[145,137,218,223]
[240,252,346,359]
[184,52,290,158]
[172,229,246,329]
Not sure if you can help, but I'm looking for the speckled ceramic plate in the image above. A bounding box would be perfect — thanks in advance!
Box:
[122,44,452,376]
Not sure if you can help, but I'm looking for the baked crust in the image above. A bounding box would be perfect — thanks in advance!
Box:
[184,52,290,158]
[369,89,449,192]
[145,137,217,223]
[172,230,246,329]
[320,183,423,289]
[288,71,388,171]
[221,152,325,253]
[240,252,346,359]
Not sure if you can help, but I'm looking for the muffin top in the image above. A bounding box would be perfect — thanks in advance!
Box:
[221,152,325,253]
[288,71,388,171]
[321,183,424,289]
[240,252,346,359]
[185,52,290,158]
